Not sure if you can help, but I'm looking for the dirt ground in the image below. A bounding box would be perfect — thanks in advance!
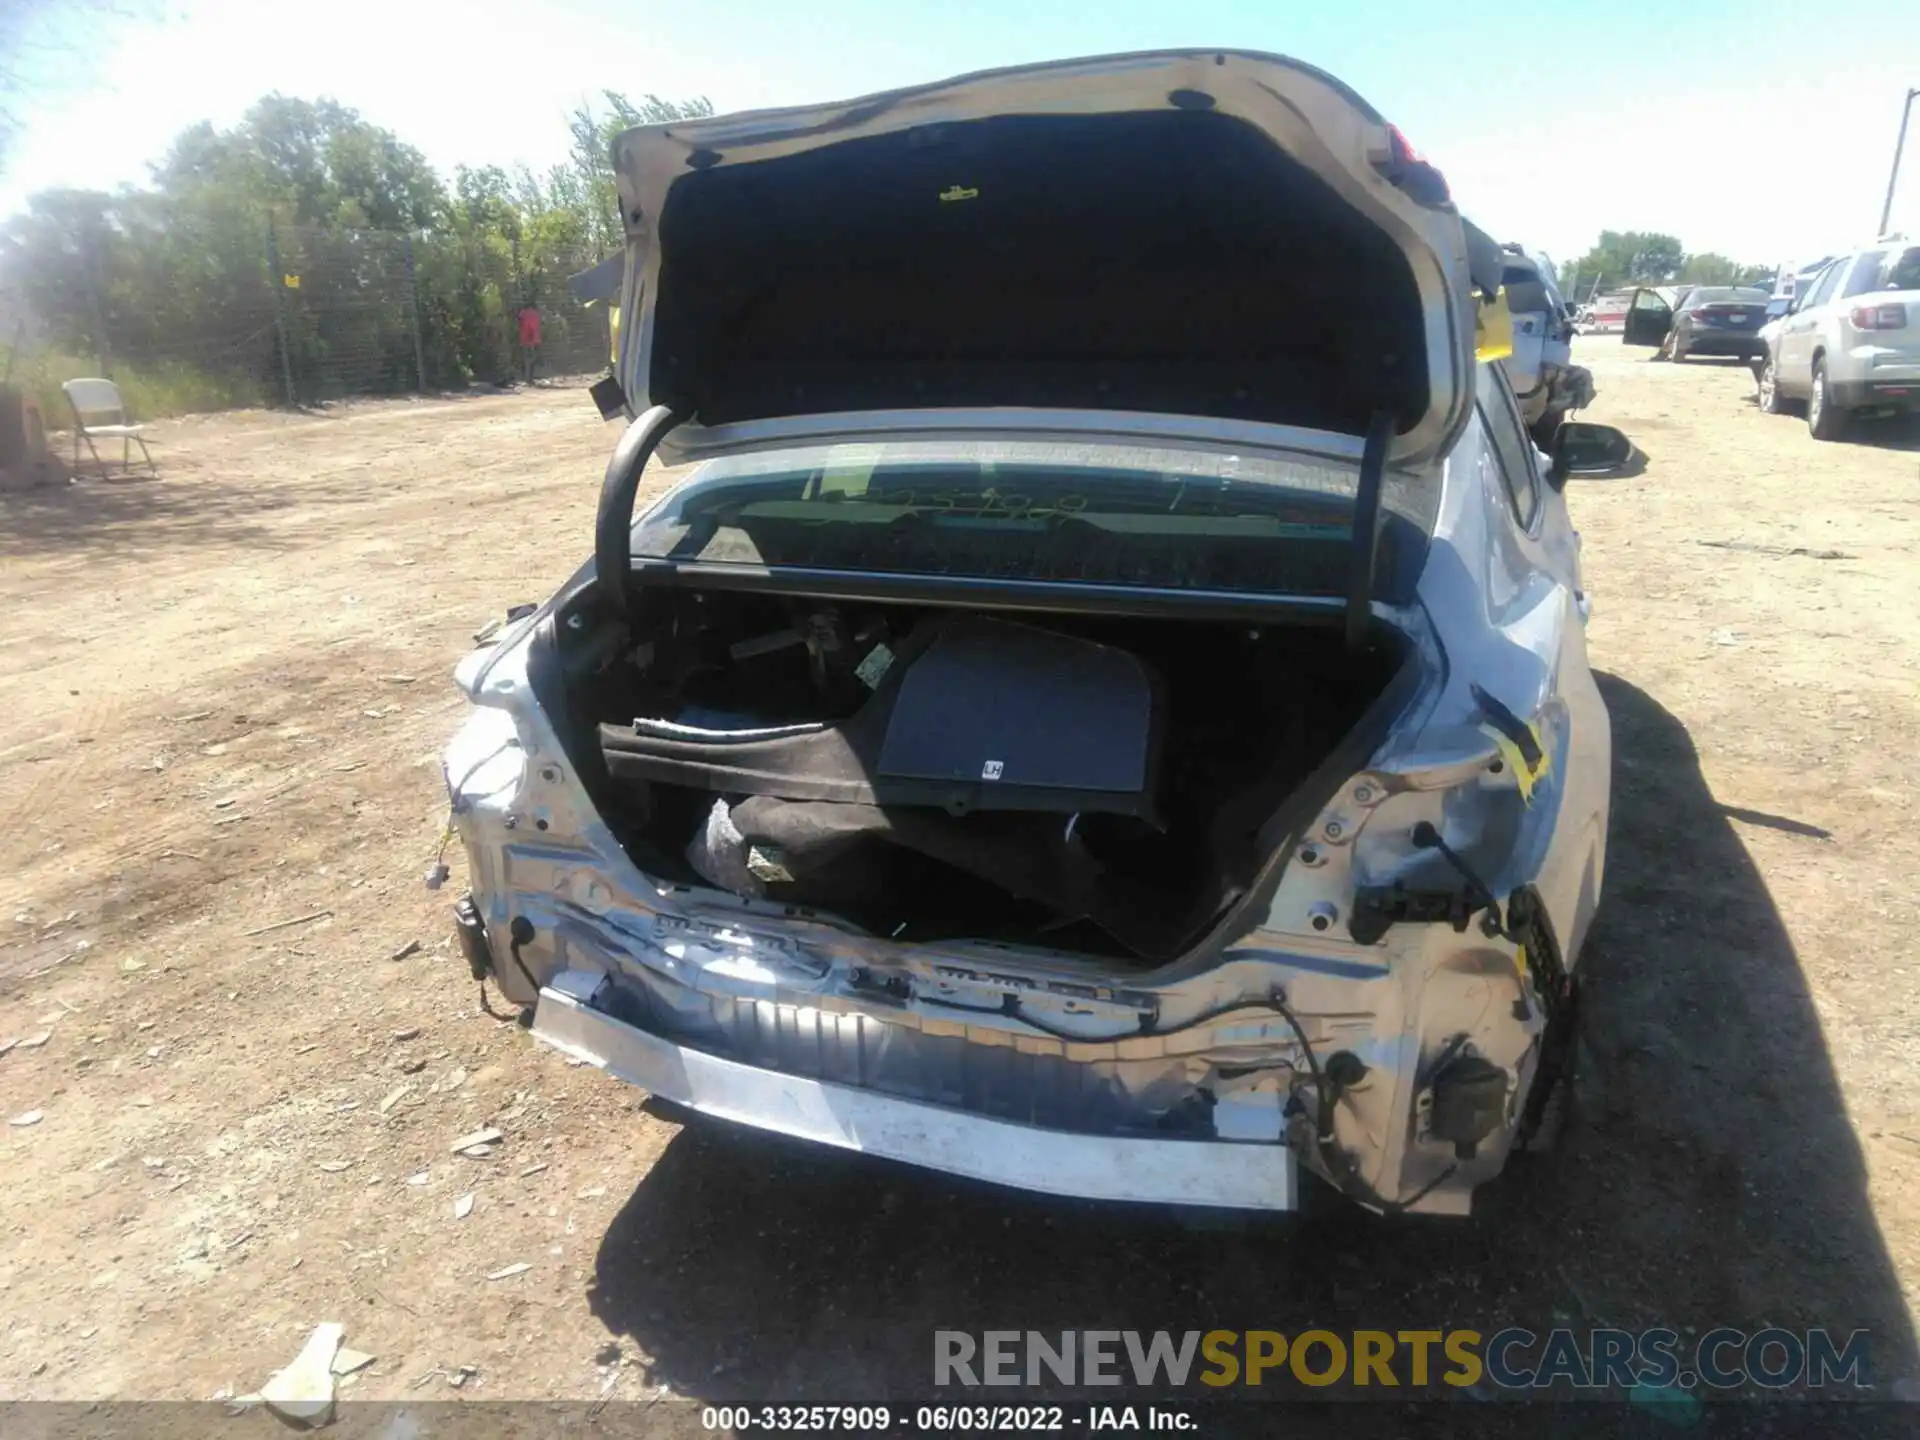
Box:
[3,342,1919,1421]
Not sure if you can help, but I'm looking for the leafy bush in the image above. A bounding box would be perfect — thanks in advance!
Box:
[1,346,262,426]
[1,90,701,416]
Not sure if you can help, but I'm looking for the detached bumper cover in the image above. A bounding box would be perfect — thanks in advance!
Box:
[531,971,1298,1210]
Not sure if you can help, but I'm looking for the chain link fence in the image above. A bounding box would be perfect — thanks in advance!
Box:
[2,222,615,423]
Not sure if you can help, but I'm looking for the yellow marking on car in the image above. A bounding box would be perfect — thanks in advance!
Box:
[1478,722,1550,804]
[1475,288,1514,362]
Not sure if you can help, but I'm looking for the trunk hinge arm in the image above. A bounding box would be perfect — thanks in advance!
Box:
[594,404,685,627]
[1344,409,1397,653]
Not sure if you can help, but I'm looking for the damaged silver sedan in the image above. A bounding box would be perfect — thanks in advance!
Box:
[442,51,1626,1216]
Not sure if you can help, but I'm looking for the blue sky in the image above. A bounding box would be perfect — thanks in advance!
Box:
[5,0,1917,267]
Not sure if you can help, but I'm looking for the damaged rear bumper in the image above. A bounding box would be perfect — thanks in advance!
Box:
[445,605,1606,1219]
[533,969,1299,1209]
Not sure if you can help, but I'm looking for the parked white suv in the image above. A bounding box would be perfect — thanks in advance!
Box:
[1756,238,1920,439]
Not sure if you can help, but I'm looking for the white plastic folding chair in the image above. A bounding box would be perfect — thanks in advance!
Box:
[62,377,156,475]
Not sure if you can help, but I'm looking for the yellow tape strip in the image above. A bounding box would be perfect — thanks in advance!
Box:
[1475,288,1514,362]
[1480,722,1551,804]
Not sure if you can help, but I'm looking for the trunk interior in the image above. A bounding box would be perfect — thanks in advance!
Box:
[550,586,1407,967]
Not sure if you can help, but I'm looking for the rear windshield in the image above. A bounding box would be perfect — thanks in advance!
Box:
[632,440,1433,602]
[1886,247,1920,291]
[1688,288,1768,304]
[1501,266,1556,315]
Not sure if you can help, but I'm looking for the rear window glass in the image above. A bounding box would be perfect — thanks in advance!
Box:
[1886,248,1920,290]
[1842,251,1889,299]
[1804,263,1844,308]
[1687,288,1767,304]
[1501,267,1555,315]
[632,440,1434,601]
[1475,365,1538,529]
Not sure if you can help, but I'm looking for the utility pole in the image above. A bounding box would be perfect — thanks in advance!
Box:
[1880,87,1920,239]
[85,254,111,376]
[404,233,428,394]
[266,219,297,409]
[82,225,111,374]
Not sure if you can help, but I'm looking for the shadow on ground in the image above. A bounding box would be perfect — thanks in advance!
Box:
[587,674,1915,1430]
[1845,414,1920,451]
[1572,447,1651,481]
[2,387,610,561]
[1743,394,1920,451]
[0,464,353,559]
[0,448,500,562]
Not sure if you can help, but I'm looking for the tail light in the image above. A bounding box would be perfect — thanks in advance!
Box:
[1850,303,1909,329]
[1373,124,1450,206]
[1688,309,1712,321]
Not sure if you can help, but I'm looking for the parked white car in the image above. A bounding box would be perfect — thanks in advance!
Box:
[441,51,1634,1218]
[1756,238,1920,439]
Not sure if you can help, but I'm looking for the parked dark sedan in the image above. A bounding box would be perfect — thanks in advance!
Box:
[1625,286,1771,361]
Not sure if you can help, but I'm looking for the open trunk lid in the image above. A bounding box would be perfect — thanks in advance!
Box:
[610,50,1484,469]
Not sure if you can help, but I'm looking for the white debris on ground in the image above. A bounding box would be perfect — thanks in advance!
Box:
[449,1126,502,1155]
[260,1322,346,1428]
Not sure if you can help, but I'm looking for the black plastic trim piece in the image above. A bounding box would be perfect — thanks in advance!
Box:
[1347,882,1490,946]
[452,894,494,981]
[1345,409,1397,653]
[1510,889,1578,1150]
[588,374,628,421]
[628,559,1350,626]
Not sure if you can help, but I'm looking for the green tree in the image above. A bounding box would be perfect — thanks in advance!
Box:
[564,91,715,252]
[0,187,117,359]
[1559,230,1687,291]
[1676,252,1774,287]
[152,96,448,230]
[1,86,711,409]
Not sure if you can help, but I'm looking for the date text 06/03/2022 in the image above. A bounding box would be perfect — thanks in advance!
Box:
[699,1405,1197,1431]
